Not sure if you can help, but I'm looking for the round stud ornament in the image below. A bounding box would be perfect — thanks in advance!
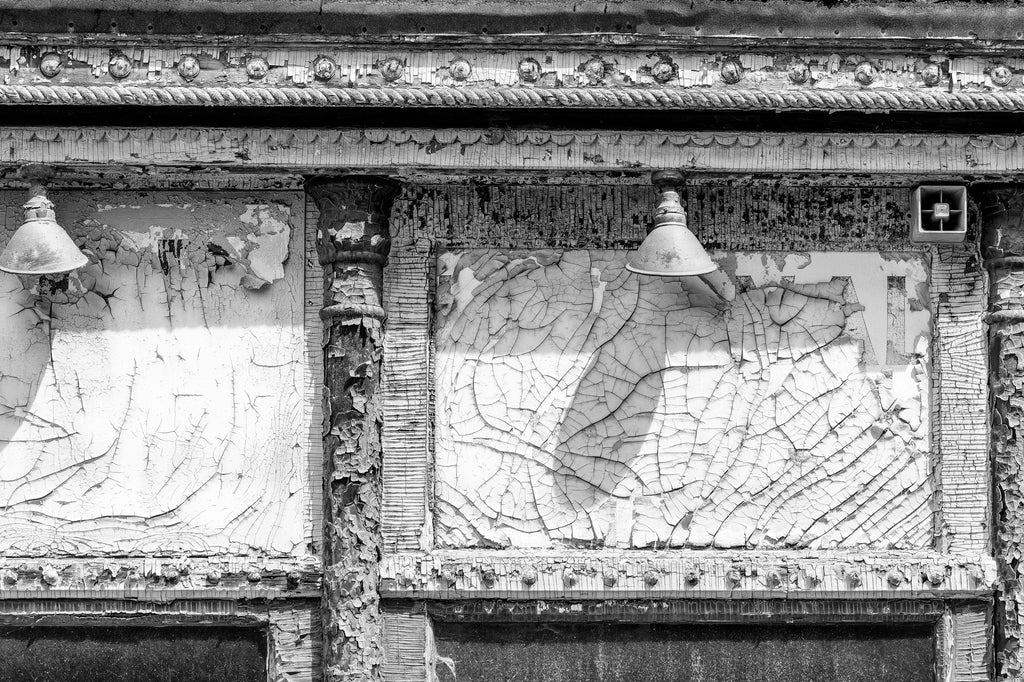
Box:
[854,61,876,86]
[720,59,743,84]
[581,57,606,82]
[39,52,63,78]
[108,53,132,80]
[921,63,942,87]
[788,60,810,85]
[177,54,201,82]
[246,56,270,81]
[521,567,538,585]
[518,58,541,83]
[991,63,1013,87]
[886,570,903,588]
[651,58,676,84]
[449,58,472,81]
[312,55,336,81]
[380,57,404,82]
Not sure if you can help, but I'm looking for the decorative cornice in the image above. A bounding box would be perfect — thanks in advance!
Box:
[5,127,1024,176]
[4,43,1024,113]
[10,84,1024,112]
[380,551,996,600]
[0,556,322,598]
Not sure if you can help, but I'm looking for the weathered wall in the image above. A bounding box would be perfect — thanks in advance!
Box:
[433,249,931,549]
[0,190,315,557]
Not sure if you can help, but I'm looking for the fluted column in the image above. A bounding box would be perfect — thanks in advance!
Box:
[308,177,400,682]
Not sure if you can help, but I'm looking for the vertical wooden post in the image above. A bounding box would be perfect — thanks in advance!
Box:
[983,189,1024,681]
[308,177,400,682]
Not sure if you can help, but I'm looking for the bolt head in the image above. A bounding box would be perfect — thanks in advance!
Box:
[854,61,876,86]
[992,63,1014,87]
[684,569,700,586]
[518,58,542,83]
[108,53,132,80]
[286,570,303,587]
[921,63,942,87]
[246,57,269,81]
[581,58,606,82]
[2,569,17,586]
[886,570,903,588]
[481,568,497,586]
[726,569,743,587]
[562,569,578,587]
[651,58,676,84]
[380,57,404,82]
[788,60,810,85]
[39,52,63,78]
[450,58,472,81]
[643,569,660,587]
[602,569,618,587]
[177,54,201,82]
[205,569,222,585]
[245,568,262,583]
[720,59,743,84]
[312,55,337,82]
[766,571,783,589]
[846,571,862,588]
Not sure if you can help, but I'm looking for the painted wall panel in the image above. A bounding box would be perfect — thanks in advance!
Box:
[434,249,931,549]
[0,192,312,557]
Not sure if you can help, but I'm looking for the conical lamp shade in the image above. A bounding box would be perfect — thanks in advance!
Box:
[0,195,88,276]
[626,187,717,277]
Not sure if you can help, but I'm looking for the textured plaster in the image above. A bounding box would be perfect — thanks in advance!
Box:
[434,249,931,549]
[0,192,310,557]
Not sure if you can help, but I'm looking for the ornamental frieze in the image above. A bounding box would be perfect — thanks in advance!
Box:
[2,43,1024,110]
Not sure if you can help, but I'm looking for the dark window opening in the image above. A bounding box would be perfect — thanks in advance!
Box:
[433,621,934,682]
[0,626,266,682]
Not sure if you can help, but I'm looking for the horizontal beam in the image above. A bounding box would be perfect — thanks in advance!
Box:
[380,551,996,600]
[0,556,321,599]
[0,2,1022,44]
[4,127,1024,176]
[0,42,1023,114]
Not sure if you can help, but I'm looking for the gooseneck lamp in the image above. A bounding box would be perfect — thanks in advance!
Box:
[0,182,88,276]
[626,170,717,277]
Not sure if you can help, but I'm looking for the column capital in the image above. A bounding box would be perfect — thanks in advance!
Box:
[308,176,401,267]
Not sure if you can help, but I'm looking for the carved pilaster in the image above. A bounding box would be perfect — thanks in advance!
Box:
[308,177,400,682]
[983,189,1024,681]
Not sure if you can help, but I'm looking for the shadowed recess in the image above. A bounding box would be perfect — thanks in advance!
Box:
[0,626,267,682]
[433,621,934,682]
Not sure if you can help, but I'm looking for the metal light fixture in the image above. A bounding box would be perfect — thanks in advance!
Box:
[626,170,717,277]
[0,182,88,276]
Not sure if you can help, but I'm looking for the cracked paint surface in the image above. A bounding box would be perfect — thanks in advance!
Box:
[0,193,310,556]
[434,249,931,549]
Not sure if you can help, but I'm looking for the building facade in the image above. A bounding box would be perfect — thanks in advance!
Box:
[0,1,1020,680]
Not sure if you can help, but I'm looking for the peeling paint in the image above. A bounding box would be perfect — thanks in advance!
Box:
[433,249,932,549]
[0,192,310,557]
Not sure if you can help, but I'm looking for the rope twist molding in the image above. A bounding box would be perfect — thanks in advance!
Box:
[6,83,1024,111]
